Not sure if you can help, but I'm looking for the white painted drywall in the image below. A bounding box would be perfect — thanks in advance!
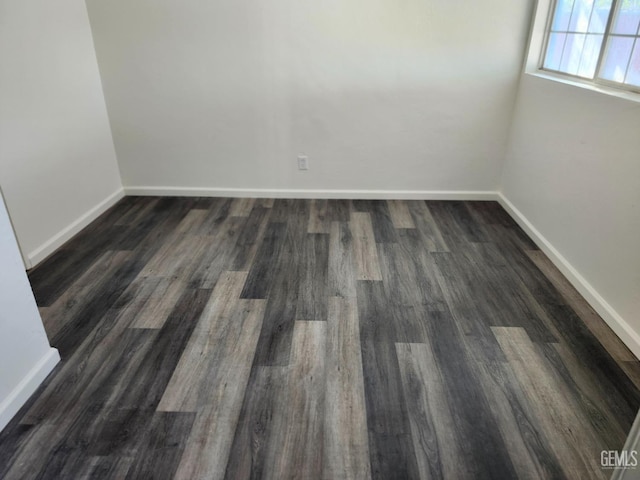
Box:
[0,192,59,432]
[85,0,534,193]
[502,73,640,348]
[0,0,123,266]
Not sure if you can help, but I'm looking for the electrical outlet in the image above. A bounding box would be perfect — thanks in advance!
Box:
[297,155,309,170]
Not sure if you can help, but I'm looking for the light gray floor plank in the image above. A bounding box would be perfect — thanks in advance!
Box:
[324,297,371,480]
[229,198,255,217]
[349,212,382,281]
[387,200,416,229]
[130,277,186,329]
[308,199,331,234]
[266,321,327,480]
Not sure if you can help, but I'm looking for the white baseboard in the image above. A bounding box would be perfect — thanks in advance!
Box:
[498,193,640,359]
[27,188,125,267]
[0,348,60,433]
[124,186,500,201]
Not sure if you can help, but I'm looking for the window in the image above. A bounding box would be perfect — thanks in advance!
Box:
[542,0,640,91]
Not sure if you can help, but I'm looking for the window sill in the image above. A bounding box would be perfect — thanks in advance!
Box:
[524,70,640,105]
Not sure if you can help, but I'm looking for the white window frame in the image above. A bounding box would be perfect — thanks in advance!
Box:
[525,0,640,102]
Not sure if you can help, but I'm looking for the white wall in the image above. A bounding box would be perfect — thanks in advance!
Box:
[0,192,59,432]
[0,0,123,266]
[86,0,534,195]
[501,73,640,355]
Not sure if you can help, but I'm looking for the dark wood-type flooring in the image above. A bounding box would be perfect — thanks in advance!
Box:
[1,197,639,479]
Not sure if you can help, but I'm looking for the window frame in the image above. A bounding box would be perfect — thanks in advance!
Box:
[539,0,640,94]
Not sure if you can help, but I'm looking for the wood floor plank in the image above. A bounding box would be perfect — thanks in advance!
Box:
[485,222,540,253]
[130,276,186,329]
[140,233,208,278]
[74,455,134,479]
[265,321,327,480]
[0,423,39,479]
[493,327,609,480]
[376,242,419,308]
[431,251,505,346]
[328,221,357,298]
[326,199,351,222]
[240,222,287,299]
[461,243,560,343]
[466,200,517,227]
[235,206,271,248]
[308,199,331,234]
[387,200,415,229]
[350,212,382,281]
[38,250,132,340]
[428,200,489,246]
[376,244,431,343]
[395,228,448,312]
[170,300,266,479]
[231,208,272,271]
[324,297,371,480]
[352,200,397,244]
[256,197,275,208]
[119,197,201,256]
[461,339,566,479]
[188,220,245,290]
[251,278,297,366]
[112,196,157,226]
[296,233,329,321]
[360,339,420,479]
[424,311,519,480]
[542,341,628,449]
[196,198,233,236]
[406,201,449,253]
[45,450,133,480]
[223,366,288,479]
[250,211,306,365]
[396,342,472,480]
[357,281,398,343]
[229,197,255,217]
[175,208,208,233]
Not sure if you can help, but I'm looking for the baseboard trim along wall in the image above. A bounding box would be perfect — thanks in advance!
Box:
[124,186,501,201]
[27,188,125,268]
[498,193,640,359]
[0,348,59,432]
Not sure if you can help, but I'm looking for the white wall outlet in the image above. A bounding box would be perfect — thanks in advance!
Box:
[297,155,309,170]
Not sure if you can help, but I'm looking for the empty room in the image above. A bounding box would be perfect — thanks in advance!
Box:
[1,0,640,478]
